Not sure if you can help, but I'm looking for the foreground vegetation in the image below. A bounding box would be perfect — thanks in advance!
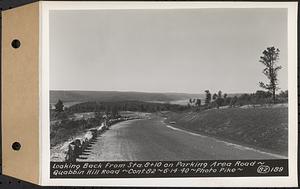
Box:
[50,116,102,147]
[50,109,148,147]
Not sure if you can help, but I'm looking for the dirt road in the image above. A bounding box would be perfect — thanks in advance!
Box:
[78,115,285,161]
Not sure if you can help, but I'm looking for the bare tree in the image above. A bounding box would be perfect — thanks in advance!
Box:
[259,47,281,104]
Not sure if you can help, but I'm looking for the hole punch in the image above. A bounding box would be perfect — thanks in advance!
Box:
[12,142,21,151]
[11,39,21,49]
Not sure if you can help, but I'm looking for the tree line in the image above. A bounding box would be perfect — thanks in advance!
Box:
[191,89,288,110]
[51,100,192,121]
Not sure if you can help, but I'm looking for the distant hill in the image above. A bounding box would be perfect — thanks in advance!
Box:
[50,90,205,104]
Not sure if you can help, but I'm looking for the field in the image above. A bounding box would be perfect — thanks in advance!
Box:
[165,105,288,156]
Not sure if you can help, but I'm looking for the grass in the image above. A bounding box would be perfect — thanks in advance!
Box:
[165,106,288,156]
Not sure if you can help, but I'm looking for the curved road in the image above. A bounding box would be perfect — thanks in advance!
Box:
[78,115,285,161]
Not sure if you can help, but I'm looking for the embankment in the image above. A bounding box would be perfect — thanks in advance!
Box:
[164,106,288,156]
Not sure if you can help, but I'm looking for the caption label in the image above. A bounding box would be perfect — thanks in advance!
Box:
[50,159,288,178]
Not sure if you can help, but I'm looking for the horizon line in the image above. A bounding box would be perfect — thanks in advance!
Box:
[49,89,287,95]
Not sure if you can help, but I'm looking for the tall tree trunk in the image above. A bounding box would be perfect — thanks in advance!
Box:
[272,89,276,104]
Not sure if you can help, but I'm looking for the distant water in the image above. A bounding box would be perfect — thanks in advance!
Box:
[148,98,205,106]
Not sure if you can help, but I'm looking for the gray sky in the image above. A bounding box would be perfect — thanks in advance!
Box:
[50,9,287,93]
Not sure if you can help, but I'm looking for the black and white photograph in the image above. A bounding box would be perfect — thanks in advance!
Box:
[38,2,299,187]
[49,7,290,163]
[0,1,297,187]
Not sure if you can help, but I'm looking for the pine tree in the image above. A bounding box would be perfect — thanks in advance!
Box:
[205,90,211,106]
[55,99,64,112]
[259,47,281,104]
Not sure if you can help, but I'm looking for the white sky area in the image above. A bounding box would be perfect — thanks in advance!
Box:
[50,9,287,94]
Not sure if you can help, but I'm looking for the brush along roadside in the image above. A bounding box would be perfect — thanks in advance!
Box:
[51,117,139,162]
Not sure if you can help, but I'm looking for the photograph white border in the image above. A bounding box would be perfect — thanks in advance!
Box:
[40,1,298,187]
